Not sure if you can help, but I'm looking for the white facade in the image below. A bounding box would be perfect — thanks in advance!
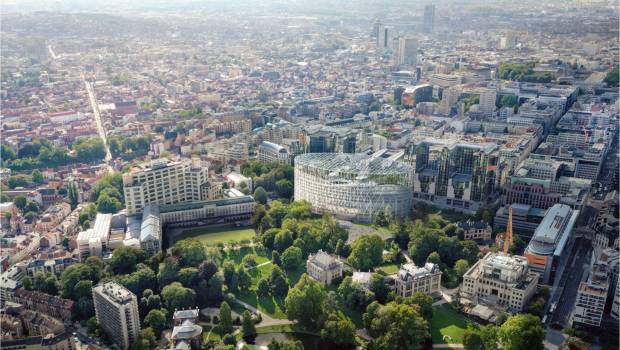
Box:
[76,213,112,261]
[461,253,539,312]
[258,141,290,165]
[294,152,413,223]
[123,158,208,215]
[395,263,442,297]
[397,36,418,68]
[93,282,140,350]
[306,250,343,284]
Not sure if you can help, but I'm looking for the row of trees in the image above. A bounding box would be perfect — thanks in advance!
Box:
[463,313,546,350]
[498,62,554,83]
[108,135,151,160]
[2,137,106,171]
[241,161,294,195]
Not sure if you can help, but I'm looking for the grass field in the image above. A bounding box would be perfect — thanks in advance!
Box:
[430,304,471,344]
[236,263,288,319]
[220,246,270,267]
[375,263,399,275]
[175,225,256,245]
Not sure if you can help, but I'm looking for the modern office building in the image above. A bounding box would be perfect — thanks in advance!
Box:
[397,36,418,68]
[306,250,344,285]
[494,203,546,233]
[123,158,209,215]
[395,262,442,298]
[478,88,497,117]
[408,138,499,213]
[423,5,435,33]
[92,282,140,350]
[503,158,591,211]
[304,125,357,153]
[76,213,112,261]
[294,152,413,222]
[461,253,539,313]
[524,204,579,284]
[258,141,291,165]
[401,84,433,108]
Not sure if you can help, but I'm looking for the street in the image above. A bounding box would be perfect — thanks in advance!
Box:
[82,74,113,163]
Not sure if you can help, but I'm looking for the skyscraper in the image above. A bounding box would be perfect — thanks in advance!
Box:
[397,36,418,67]
[93,282,140,350]
[423,5,435,33]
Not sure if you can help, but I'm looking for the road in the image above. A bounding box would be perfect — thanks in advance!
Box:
[548,238,591,327]
[82,74,112,163]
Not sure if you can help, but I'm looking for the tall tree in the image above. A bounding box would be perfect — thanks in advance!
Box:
[285,274,327,330]
[219,301,233,334]
[348,234,384,271]
[498,314,545,350]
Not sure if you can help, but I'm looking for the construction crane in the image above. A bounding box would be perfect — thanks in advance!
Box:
[503,205,513,254]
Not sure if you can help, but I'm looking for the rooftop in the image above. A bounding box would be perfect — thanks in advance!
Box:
[94,281,135,304]
[295,152,412,176]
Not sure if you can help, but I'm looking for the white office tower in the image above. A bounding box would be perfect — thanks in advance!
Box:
[123,157,209,215]
[397,36,418,68]
[93,282,140,350]
[478,88,497,117]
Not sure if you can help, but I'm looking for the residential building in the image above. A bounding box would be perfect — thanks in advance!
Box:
[11,289,75,320]
[395,262,442,297]
[572,249,619,327]
[457,220,492,241]
[0,331,75,350]
[123,158,209,215]
[461,253,539,313]
[92,282,140,350]
[306,250,343,284]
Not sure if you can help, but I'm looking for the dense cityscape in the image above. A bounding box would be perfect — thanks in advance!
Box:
[0,0,619,349]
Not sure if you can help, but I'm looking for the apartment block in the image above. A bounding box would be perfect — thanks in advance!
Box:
[123,158,208,215]
[92,282,140,350]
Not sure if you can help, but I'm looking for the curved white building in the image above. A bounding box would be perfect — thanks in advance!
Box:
[294,153,413,222]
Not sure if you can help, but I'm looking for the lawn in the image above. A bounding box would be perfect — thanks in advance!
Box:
[375,263,399,275]
[235,264,308,319]
[220,246,270,267]
[236,263,288,319]
[430,304,471,344]
[175,225,256,245]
